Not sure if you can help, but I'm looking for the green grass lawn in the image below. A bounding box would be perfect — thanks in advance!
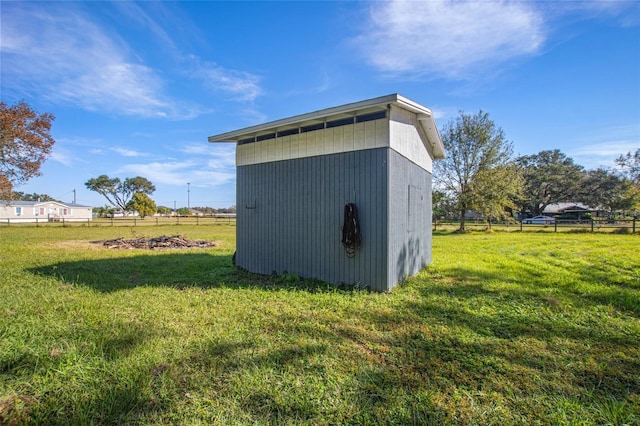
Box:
[1,226,638,425]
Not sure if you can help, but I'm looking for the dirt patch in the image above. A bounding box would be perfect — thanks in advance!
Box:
[43,240,102,250]
[92,235,218,250]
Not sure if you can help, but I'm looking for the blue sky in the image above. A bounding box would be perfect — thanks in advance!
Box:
[2,1,639,208]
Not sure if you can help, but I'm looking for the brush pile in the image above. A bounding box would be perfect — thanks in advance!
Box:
[94,235,217,250]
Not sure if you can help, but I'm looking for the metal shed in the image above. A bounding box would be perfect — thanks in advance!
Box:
[208,94,445,292]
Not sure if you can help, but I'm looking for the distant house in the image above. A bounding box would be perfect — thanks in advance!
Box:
[543,203,595,220]
[0,200,93,223]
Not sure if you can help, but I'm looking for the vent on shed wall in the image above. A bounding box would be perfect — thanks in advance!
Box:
[237,110,387,145]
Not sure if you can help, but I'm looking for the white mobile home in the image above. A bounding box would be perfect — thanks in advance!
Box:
[209,94,445,292]
[0,200,93,223]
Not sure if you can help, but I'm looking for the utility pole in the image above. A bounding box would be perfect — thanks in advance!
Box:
[187,182,191,209]
[73,189,76,204]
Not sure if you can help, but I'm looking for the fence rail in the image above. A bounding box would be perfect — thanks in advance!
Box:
[0,216,236,227]
[433,218,637,233]
[1,216,635,233]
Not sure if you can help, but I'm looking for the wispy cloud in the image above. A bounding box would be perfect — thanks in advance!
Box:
[122,161,235,187]
[354,0,544,79]
[50,149,76,167]
[187,56,263,102]
[111,147,149,158]
[2,4,177,117]
[568,124,640,170]
[117,161,200,186]
[1,3,260,119]
[117,142,236,188]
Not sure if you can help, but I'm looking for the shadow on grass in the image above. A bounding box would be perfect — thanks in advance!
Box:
[16,242,639,424]
[27,252,365,294]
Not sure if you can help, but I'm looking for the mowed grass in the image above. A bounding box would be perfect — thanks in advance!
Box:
[0,225,638,425]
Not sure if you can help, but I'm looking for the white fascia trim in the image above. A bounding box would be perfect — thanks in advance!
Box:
[417,114,446,160]
[208,93,446,159]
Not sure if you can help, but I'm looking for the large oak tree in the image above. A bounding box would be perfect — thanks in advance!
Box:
[85,175,155,212]
[0,101,55,198]
[515,150,583,216]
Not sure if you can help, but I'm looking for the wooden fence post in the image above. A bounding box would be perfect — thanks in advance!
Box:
[591,219,594,233]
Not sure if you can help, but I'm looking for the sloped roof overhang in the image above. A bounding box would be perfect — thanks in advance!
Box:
[208,94,445,159]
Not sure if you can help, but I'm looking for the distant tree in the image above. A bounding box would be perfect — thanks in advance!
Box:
[126,192,157,218]
[176,207,190,216]
[85,175,155,212]
[581,169,639,217]
[218,205,236,214]
[194,206,215,215]
[432,190,446,220]
[434,110,515,232]
[515,150,584,217]
[10,192,57,202]
[469,164,523,229]
[615,148,640,187]
[93,205,115,218]
[0,101,56,195]
[157,206,171,216]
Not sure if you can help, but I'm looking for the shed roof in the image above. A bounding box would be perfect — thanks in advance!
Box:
[208,94,445,159]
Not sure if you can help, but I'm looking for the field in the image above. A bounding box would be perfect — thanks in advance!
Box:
[1,225,638,425]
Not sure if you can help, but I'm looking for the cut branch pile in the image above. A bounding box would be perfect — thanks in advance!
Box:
[93,235,217,250]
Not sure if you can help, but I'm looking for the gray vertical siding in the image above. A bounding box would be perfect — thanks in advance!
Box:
[236,148,390,291]
[236,147,433,292]
[387,149,433,289]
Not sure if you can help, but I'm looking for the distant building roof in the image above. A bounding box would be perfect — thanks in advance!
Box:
[543,203,593,214]
[0,200,91,208]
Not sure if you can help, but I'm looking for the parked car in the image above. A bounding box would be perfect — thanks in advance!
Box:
[523,215,556,224]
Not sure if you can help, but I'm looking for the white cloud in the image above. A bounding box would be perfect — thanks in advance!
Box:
[0,3,251,120]
[117,156,235,188]
[111,147,148,158]
[174,142,236,168]
[117,161,198,186]
[188,56,263,102]
[178,143,214,156]
[354,0,545,79]
[1,4,182,118]
[49,149,76,167]
[568,124,640,170]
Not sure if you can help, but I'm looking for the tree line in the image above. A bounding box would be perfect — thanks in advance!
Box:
[2,101,637,229]
[434,111,639,232]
